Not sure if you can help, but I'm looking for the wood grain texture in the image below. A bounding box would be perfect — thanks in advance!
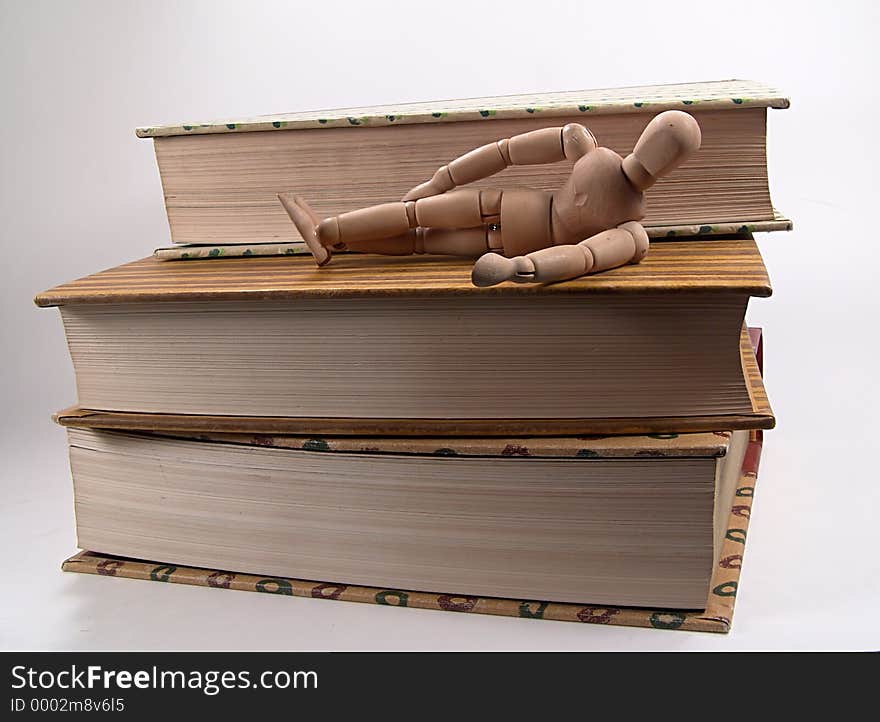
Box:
[741,325,772,419]
[35,236,771,307]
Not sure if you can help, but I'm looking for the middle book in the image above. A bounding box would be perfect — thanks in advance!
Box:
[36,236,772,437]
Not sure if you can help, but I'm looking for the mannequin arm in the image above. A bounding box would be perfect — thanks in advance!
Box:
[471,221,648,287]
[403,124,597,201]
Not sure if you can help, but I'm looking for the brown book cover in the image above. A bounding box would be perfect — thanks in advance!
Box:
[62,429,762,633]
[36,236,770,307]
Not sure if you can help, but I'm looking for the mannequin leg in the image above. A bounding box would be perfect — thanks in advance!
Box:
[343,227,491,257]
[278,190,501,266]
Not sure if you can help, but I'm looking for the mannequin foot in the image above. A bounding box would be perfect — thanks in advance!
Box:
[277,193,332,267]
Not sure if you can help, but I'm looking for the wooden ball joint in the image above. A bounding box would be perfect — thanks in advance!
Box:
[278,110,701,286]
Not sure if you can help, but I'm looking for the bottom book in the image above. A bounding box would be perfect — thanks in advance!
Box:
[62,431,762,634]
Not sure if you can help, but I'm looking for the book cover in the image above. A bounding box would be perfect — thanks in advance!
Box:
[137,80,789,138]
[36,236,772,306]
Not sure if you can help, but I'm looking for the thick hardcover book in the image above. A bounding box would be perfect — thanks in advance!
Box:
[37,238,773,436]
[60,425,753,612]
[62,430,763,633]
[136,79,790,246]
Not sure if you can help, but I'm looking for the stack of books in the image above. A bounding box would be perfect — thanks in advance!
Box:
[37,80,787,633]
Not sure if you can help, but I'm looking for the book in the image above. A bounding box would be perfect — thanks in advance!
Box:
[63,432,761,633]
[60,423,752,612]
[137,80,790,246]
[36,237,773,436]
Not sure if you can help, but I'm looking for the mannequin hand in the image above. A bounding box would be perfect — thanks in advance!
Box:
[471,253,536,287]
[402,166,456,201]
[562,123,598,160]
[402,180,443,201]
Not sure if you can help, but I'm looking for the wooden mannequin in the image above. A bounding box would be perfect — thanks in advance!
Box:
[279,110,701,286]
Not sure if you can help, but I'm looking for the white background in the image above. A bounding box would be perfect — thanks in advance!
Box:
[1,0,877,651]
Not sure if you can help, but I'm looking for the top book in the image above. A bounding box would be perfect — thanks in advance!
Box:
[139,80,791,246]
